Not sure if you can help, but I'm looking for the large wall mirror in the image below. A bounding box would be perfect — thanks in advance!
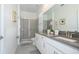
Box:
[53,4,78,32]
[43,4,79,32]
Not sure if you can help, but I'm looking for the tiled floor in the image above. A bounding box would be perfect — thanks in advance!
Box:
[15,39,40,54]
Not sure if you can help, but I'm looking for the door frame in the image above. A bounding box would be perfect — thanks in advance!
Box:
[17,4,21,45]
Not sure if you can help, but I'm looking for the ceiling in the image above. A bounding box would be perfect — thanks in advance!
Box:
[20,4,42,13]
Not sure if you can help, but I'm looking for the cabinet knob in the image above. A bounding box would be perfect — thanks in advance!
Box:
[54,51,58,54]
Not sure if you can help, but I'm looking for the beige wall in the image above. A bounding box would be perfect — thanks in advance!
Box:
[21,11,37,19]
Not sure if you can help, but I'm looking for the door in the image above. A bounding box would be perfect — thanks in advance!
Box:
[0,5,4,54]
[0,4,18,54]
[0,4,1,53]
[30,19,38,38]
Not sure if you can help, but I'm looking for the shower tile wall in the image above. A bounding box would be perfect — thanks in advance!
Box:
[20,19,38,40]
[20,19,29,40]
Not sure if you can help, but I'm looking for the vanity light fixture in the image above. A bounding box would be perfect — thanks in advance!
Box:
[11,9,17,22]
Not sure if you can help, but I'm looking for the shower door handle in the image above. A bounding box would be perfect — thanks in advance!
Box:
[16,36,19,38]
[0,36,4,40]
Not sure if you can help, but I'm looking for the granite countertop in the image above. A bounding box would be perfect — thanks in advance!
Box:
[37,33,79,49]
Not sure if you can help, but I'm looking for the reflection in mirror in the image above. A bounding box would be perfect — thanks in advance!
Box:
[53,4,78,32]
[43,4,79,34]
[43,7,53,33]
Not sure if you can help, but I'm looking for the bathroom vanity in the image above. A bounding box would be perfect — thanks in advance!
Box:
[34,33,79,54]
[37,4,79,54]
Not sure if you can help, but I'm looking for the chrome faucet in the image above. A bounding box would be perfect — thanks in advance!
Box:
[65,31,75,38]
[65,31,69,38]
[66,31,68,37]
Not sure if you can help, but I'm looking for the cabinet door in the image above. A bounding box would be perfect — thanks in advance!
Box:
[38,37,43,53]
[35,34,39,48]
[46,39,64,54]
[41,36,48,54]
[44,42,54,54]
[35,34,42,51]
[39,36,45,53]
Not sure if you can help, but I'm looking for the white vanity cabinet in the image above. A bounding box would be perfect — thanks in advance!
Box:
[44,37,63,54]
[46,38,79,54]
[35,34,63,54]
[35,33,79,54]
[35,34,45,53]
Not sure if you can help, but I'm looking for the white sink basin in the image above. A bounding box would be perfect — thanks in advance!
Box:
[55,37,77,42]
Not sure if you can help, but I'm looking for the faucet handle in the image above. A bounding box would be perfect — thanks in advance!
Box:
[70,33,75,38]
[65,31,68,37]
